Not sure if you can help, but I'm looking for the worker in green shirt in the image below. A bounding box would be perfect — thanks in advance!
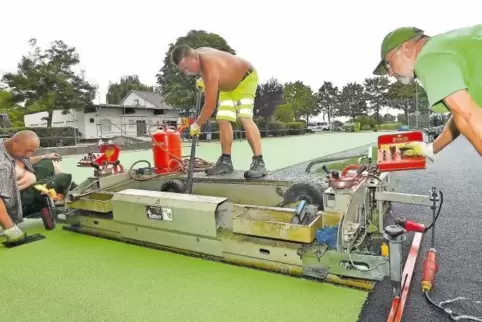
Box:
[373,25,482,160]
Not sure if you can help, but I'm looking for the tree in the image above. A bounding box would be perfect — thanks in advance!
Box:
[106,75,154,104]
[355,115,376,130]
[156,30,235,109]
[387,80,429,124]
[364,76,389,125]
[338,82,367,120]
[397,113,407,124]
[0,90,23,127]
[382,113,396,123]
[254,78,284,119]
[274,103,295,123]
[2,39,97,127]
[283,81,317,122]
[316,81,340,126]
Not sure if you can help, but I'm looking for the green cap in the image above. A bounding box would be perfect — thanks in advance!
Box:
[373,27,424,75]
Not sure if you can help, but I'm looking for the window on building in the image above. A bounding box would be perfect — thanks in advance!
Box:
[123,108,135,114]
[89,118,94,123]
[154,109,165,115]
[129,119,136,128]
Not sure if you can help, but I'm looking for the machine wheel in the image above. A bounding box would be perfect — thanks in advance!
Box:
[282,182,324,210]
[160,180,185,193]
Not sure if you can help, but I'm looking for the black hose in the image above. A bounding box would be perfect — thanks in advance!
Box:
[424,190,443,233]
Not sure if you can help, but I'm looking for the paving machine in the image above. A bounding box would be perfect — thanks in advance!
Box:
[58,130,442,308]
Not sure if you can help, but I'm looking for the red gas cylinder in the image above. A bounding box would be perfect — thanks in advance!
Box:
[152,127,182,174]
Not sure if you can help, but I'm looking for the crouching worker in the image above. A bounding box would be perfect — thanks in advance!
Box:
[0,130,41,242]
[0,131,75,242]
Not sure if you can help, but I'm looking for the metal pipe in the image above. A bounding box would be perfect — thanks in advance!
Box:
[305,152,368,173]
[388,235,404,297]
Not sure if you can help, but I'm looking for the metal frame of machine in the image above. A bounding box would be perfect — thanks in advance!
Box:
[57,141,442,322]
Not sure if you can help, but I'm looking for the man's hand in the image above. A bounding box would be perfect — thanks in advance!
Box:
[190,122,201,137]
[195,78,205,92]
[3,225,26,242]
[400,141,435,161]
[45,153,62,162]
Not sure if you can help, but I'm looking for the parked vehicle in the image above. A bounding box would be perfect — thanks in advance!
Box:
[307,121,331,132]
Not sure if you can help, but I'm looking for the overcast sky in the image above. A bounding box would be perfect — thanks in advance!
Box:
[1,0,480,109]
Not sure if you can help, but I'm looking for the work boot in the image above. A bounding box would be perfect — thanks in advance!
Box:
[205,155,234,176]
[244,156,268,179]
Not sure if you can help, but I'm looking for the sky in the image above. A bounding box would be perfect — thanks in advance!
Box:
[1,0,481,119]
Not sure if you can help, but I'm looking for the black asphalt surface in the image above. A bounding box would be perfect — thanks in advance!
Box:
[358,136,482,322]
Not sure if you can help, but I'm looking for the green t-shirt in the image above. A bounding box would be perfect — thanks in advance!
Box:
[415,24,482,113]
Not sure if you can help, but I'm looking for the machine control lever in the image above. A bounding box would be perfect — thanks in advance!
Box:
[291,200,308,225]
[355,164,368,177]
[321,165,340,180]
[321,165,330,175]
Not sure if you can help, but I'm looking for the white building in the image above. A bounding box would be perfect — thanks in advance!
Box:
[23,90,181,139]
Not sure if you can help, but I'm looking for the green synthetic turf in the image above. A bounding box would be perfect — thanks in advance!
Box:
[1,222,367,322]
[1,133,390,321]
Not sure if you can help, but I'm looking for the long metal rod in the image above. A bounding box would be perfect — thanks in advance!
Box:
[185,90,202,194]
[375,191,433,207]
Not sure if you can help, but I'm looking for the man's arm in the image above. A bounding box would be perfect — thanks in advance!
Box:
[444,90,482,155]
[30,155,44,165]
[196,61,219,126]
[0,196,14,230]
[432,115,460,154]
[414,53,481,153]
[0,168,14,230]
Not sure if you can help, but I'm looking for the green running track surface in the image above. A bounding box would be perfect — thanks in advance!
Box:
[1,221,367,322]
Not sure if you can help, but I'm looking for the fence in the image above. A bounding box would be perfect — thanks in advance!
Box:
[383,96,433,129]
[0,126,80,148]
[95,114,178,139]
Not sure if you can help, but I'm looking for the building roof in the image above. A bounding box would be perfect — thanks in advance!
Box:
[120,90,175,110]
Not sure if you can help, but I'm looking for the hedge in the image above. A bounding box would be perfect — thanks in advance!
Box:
[359,122,402,131]
[0,127,81,147]
[197,119,307,140]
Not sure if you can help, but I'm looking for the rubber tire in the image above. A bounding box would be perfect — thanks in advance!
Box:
[160,180,185,193]
[282,182,324,210]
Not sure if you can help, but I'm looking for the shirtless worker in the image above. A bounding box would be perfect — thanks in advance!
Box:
[170,45,267,179]
[373,24,482,160]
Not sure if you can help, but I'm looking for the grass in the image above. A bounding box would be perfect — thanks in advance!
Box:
[1,220,368,322]
[317,145,378,172]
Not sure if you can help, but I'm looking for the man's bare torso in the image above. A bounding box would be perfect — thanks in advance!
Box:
[16,160,36,191]
[197,47,252,92]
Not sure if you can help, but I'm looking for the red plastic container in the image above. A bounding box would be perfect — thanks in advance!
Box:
[377,131,426,172]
